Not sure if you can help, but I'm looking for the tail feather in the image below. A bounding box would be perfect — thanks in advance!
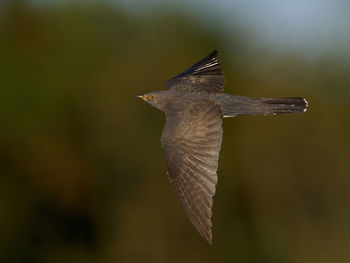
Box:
[260,97,308,115]
[216,95,308,117]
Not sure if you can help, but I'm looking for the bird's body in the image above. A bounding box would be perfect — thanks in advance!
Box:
[138,50,307,244]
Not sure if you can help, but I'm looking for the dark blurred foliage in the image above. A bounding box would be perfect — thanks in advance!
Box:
[0,1,350,263]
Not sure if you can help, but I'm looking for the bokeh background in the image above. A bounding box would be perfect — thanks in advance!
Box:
[1,0,350,262]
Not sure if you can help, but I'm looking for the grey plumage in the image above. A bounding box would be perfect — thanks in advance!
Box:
[137,50,308,244]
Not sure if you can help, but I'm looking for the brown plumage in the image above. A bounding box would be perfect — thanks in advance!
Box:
[137,50,308,244]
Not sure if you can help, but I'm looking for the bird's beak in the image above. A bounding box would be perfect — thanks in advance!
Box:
[136,95,146,101]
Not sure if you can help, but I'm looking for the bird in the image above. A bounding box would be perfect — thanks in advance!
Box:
[137,50,308,244]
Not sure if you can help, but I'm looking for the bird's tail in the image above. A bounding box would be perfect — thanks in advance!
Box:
[216,95,308,117]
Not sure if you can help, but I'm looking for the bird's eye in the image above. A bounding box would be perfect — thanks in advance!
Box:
[148,95,156,101]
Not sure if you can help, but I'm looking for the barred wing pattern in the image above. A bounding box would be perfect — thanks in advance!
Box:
[165,50,225,94]
[161,100,223,243]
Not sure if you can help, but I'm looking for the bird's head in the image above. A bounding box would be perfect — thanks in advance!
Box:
[137,90,169,112]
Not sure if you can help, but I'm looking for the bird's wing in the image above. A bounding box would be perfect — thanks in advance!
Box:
[161,99,223,244]
[165,50,225,94]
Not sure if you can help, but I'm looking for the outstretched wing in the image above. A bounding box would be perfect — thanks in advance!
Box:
[161,99,223,244]
[165,50,225,94]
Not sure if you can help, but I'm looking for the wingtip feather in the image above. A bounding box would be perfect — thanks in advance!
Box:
[209,49,218,57]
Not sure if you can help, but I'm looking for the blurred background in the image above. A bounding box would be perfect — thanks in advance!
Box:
[1,0,350,262]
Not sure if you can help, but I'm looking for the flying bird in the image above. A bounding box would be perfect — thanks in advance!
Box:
[137,50,308,244]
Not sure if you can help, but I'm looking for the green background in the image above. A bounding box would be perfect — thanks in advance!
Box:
[1,1,350,262]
